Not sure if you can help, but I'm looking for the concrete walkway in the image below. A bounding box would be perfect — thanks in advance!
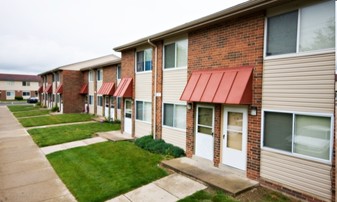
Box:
[0,106,76,202]
[162,157,259,196]
[96,130,133,141]
[41,137,108,155]
[26,120,96,129]
[107,173,207,202]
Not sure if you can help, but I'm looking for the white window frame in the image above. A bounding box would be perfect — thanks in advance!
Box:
[7,81,14,86]
[88,71,94,82]
[22,81,30,86]
[264,1,335,60]
[97,69,103,82]
[97,96,103,107]
[162,102,187,131]
[22,91,30,96]
[6,91,13,96]
[135,48,152,73]
[135,100,152,123]
[261,109,334,164]
[89,95,94,105]
[163,39,188,70]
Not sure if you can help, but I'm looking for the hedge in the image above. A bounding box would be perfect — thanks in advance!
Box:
[135,135,185,158]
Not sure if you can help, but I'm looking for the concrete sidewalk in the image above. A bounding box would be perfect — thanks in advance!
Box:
[41,137,108,155]
[107,173,207,202]
[0,106,76,202]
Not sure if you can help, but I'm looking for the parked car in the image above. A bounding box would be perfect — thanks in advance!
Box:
[27,97,39,103]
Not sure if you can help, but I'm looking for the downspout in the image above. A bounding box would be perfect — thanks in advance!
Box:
[148,39,157,139]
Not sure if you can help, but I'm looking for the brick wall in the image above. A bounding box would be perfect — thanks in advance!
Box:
[187,12,264,179]
[103,65,117,82]
[0,90,5,100]
[121,50,135,136]
[153,41,163,139]
[62,70,84,113]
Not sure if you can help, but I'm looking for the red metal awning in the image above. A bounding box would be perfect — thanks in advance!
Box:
[113,78,132,97]
[38,86,43,93]
[44,84,52,94]
[79,83,88,94]
[98,82,115,95]
[180,67,253,104]
[56,84,63,94]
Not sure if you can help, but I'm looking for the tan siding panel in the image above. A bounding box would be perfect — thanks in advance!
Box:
[162,127,186,151]
[261,150,331,201]
[136,72,152,101]
[135,121,151,138]
[163,68,187,104]
[263,52,335,113]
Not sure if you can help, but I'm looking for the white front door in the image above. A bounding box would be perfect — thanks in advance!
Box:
[222,106,248,170]
[195,105,214,161]
[124,99,132,135]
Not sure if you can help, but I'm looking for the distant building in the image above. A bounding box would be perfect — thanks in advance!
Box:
[0,73,41,100]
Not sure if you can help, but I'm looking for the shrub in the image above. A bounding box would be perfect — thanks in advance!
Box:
[135,135,185,158]
[15,96,23,100]
[51,105,59,112]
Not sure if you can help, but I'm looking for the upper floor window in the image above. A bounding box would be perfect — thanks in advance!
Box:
[266,1,335,56]
[117,65,121,80]
[88,71,94,82]
[164,39,188,69]
[7,81,14,86]
[97,69,103,82]
[22,81,30,86]
[136,49,152,72]
[53,73,59,82]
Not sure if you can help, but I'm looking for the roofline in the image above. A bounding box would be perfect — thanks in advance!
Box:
[113,0,286,52]
[39,54,121,76]
[79,59,121,71]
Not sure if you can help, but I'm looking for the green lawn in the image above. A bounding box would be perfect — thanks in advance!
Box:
[179,190,238,202]
[28,122,120,147]
[14,110,50,118]
[47,141,168,202]
[19,113,93,127]
[8,105,41,112]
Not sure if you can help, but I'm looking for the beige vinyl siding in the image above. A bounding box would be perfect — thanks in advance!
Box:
[117,109,121,120]
[162,127,186,151]
[163,68,187,104]
[263,52,335,114]
[135,121,151,138]
[162,68,187,150]
[136,72,152,100]
[261,150,331,201]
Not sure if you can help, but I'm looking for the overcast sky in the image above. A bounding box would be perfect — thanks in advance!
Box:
[0,0,247,75]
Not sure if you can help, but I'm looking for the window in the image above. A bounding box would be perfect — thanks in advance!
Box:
[136,101,151,122]
[117,97,122,109]
[117,64,121,80]
[266,1,335,56]
[54,73,59,82]
[263,111,332,161]
[7,81,14,86]
[163,103,186,129]
[6,91,13,96]
[22,81,30,86]
[88,71,94,82]
[164,39,188,69]
[22,91,30,96]
[97,69,103,81]
[136,49,152,72]
[89,95,93,105]
[97,96,103,107]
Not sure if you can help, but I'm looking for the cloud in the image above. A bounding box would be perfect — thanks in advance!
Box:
[0,35,98,74]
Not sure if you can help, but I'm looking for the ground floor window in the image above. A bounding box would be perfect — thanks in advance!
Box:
[136,100,151,122]
[163,103,186,130]
[22,91,30,96]
[263,111,332,161]
[117,97,122,109]
[89,95,93,105]
[97,96,103,107]
[6,91,13,96]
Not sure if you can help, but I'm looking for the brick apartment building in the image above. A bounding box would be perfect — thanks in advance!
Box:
[39,54,121,117]
[0,73,40,100]
[113,0,336,201]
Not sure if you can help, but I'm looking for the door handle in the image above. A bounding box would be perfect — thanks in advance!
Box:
[223,134,226,139]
